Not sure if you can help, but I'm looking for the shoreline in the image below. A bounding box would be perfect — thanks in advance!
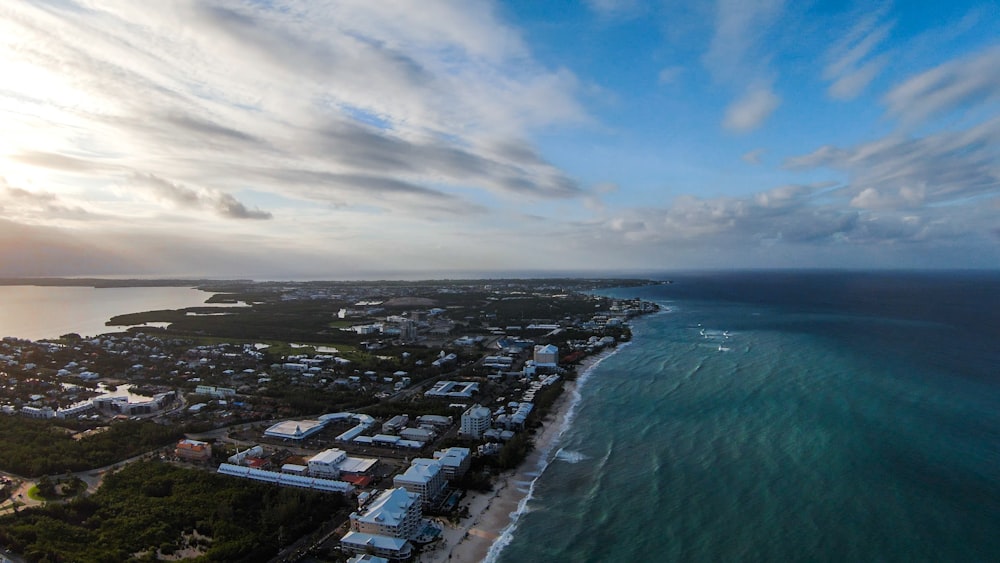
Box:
[419,349,617,563]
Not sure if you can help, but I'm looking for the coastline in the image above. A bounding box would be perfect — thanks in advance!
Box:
[419,348,621,563]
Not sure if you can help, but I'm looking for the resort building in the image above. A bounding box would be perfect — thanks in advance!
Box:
[460,404,492,439]
[393,459,446,508]
[342,488,421,560]
[432,447,471,480]
[349,487,422,538]
[347,555,389,563]
[533,344,559,366]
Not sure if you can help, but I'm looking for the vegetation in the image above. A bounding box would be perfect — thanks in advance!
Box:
[0,417,183,477]
[0,461,346,562]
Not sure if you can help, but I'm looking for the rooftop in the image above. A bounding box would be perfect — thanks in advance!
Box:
[355,488,420,527]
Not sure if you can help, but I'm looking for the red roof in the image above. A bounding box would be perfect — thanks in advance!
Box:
[341,474,373,487]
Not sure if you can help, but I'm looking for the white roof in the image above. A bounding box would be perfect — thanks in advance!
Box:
[395,459,442,484]
[341,531,411,553]
[355,488,419,527]
[308,448,347,465]
[264,419,325,439]
[339,456,378,474]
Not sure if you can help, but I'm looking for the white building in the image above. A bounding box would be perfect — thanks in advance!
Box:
[393,458,446,507]
[264,419,326,440]
[308,448,348,479]
[342,488,421,560]
[460,404,492,439]
[533,344,559,366]
[349,487,421,539]
[432,447,471,480]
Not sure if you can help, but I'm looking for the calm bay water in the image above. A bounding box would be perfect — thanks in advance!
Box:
[0,285,221,341]
[493,272,1000,562]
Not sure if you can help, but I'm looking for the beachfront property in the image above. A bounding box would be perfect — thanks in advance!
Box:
[432,447,471,480]
[393,458,446,508]
[423,380,479,399]
[349,487,422,539]
[347,555,389,563]
[533,344,559,366]
[460,404,492,439]
[342,488,421,560]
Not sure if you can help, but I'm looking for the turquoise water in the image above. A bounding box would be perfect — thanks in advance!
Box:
[492,273,1000,562]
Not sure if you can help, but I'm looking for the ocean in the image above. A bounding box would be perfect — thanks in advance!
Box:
[490,271,1000,562]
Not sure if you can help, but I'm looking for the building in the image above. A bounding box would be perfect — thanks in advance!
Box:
[424,380,478,398]
[399,427,434,443]
[533,344,559,366]
[342,488,421,560]
[347,555,389,563]
[340,532,413,561]
[460,404,492,439]
[308,448,348,479]
[393,459,446,507]
[382,414,409,433]
[349,488,421,539]
[175,439,212,461]
[432,447,471,480]
[263,419,326,440]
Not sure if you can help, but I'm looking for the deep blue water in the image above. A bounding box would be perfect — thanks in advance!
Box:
[491,271,1000,562]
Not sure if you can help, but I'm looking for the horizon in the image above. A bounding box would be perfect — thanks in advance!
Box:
[2,1,998,277]
[3,267,1000,285]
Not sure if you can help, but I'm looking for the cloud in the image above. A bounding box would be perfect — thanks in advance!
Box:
[741,148,766,165]
[0,178,92,220]
[132,174,272,220]
[786,117,1000,210]
[884,46,1000,126]
[0,0,587,231]
[702,0,786,131]
[658,66,684,85]
[585,0,640,18]
[724,87,781,131]
[822,7,893,100]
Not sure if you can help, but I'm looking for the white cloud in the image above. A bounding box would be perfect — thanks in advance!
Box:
[703,0,786,130]
[724,87,781,132]
[741,148,766,165]
[787,117,1000,210]
[0,1,590,245]
[658,66,685,85]
[822,7,893,100]
[585,0,640,18]
[884,45,1000,126]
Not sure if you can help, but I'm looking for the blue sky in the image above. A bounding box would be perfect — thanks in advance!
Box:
[0,1,997,278]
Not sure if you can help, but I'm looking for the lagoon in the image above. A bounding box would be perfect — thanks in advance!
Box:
[0,285,231,341]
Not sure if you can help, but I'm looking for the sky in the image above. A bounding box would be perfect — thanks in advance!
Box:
[1,0,998,279]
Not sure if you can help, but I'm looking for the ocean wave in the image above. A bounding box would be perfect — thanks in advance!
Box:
[554,448,587,464]
[483,342,632,563]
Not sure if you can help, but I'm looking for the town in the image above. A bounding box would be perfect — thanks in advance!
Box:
[0,278,659,562]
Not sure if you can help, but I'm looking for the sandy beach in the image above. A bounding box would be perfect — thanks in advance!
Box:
[420,352,608,562]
